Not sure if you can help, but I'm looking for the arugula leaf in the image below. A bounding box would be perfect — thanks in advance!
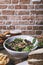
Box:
[22,46,33,52]
[14,38,23,43]
[15,46,19,51]
[38,42,43,47]
[32,38,36,44]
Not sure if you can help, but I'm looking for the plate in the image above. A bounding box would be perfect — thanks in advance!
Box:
[16,61,28,65]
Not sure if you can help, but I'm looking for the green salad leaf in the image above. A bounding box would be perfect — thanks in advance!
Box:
[32,38,36,44]
[38,42,43,47]
[22,46,33,52]
[14,38,23,43]
[15,46,19,51]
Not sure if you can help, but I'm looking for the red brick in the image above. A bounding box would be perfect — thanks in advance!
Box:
[0,11,2,15]
[27,5,34,9]
[12,21,19,25]
[0,26,2,30]
[0,5,7,9]
[28,31,36,35]
[7,16,21,20]
[0,0,42,36]
[19,21,29,25]
[15,25,27,30]
[42,0,43,4]
[37,11,43,15]
[15,5,27,9]
[2,21,5,25]
[2,26,6,30]
[39,26,43,30]
[12,20,35,25]
[0,0,11,4]
[18,11,29,15]
[0,21,3,25]
[36,31,42,35]
[20,0,30,4]
[8,5,14,9]
[6,21,11,25]
[33,26,39,30]
[33,1,41,4]
[6,26,10,30]
[31,10,43,15]
[36,21,43,25]
[33,26,43,30]
[35,5,43,9]
[7,26,15,30]
[27,26,32,30]
[22,16,35,20]
[0,31,2,33]
[12,0,18,4]
[22,31,35,35]
[10,26,15,29]
[29,20,35,25]
[36,16,43,20]
[12,21,30,25]
[0,16,7,20]
[2,10,14,15]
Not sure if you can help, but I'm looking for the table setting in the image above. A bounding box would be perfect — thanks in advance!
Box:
[0,30,43,65]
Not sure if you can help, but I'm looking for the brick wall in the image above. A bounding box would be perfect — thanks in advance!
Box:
[0,0,43,36]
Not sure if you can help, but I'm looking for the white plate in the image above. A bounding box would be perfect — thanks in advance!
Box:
[16,61,28,65]
[10,30,22,34]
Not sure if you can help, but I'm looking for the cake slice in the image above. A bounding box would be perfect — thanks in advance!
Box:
[28,48,43,59]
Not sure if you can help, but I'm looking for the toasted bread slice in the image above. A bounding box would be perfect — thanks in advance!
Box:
[0,53,9,65]
[3,31,10,36]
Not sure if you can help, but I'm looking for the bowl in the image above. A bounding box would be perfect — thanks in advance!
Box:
[3,35,38,59]
[10,30,22,36]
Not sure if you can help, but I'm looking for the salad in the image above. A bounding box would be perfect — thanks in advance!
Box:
[5,38,36,52]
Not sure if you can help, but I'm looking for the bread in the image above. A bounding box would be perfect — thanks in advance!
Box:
[3,31,10,36]
[0,53,9,65]
[28,59,43,65]
[0,38,4,43]
[28,48,43,59]
[0,34,4,38]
